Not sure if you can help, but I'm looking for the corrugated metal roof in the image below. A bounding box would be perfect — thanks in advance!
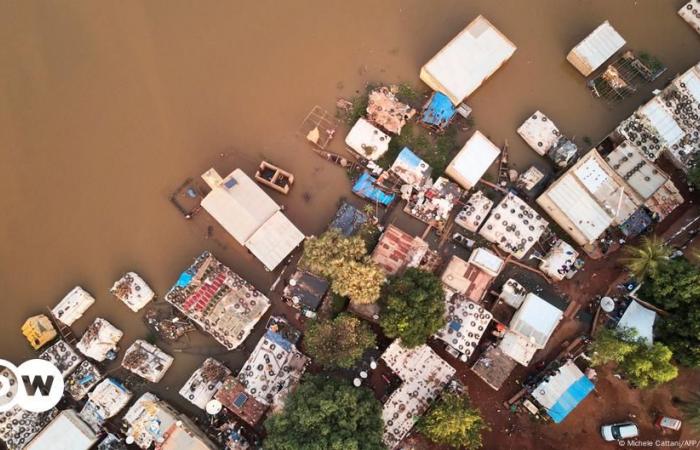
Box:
[244,211,305,271]
[445,130,501,189]
[606,141,668,199]
[567,21,626,76]
[639,98,684,146]
[508,293,563,348]
[675,61,700,102]
[420,15,516,104]
[26,410,97,450]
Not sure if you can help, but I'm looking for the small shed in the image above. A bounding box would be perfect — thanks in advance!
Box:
[531,360,595,423]
[567,21,626,76]
[26,409,97,450]
[468,247,505,277]
[509,293,564,348]
[499,278,528,308]
[517,111,561,156]
[617,300,657,345]
[80,378,132,430]
[420,15,517,104]
[471,344,518,390]
[21,314,57,350]
[77,318,123,362]
[345,118,391,160]
[110,272,155,312]
[445,131,501,190]
[328,201,369,236]
[121,340,174,383]
[352,172,396,206]
[455,190,493,232]
[539,240,580,281]
[390,147,432,187]
[283,270,329,312]
[52,286,96,326]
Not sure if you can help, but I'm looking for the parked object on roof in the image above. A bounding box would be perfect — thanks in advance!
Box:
[0,406,57,450]
[372,224,430,276]
[539,240,580,281]
[471,344,518,390]
[499,278,528,308]
[445,131,501,190]
[548,137,579,169]
[404,177,462,230]
[420,15,516,105]
[567,21,626,76]
[110,272,155,313]
[179,358,231,410]
[389,147,431,187]
[201,168,305,271]
[441,255,495,302]
[121,340,173,383]
[420,91,457,131]
[80,378,132,432]
[328,201,369,236]
[65,360,103,401]
[480,192,549,259]
[39,339,83,376]
[517,111,561,156]
[617,300,656,345]
[531,360,595,423]
[469,247,505,277]
[345,118,391,161]
[21,314,57,350]
[435,296,492,362]
[52,286,96,326]
[254,161,294,195]
[124,392,216,449]
[380,341,456,449]
[77,318,123,362]
[615,62,700,172]
[282,270,329,313]
[499,293,564,366]
[25,409,97,450]
[352,172,396,207]
[366,86,416,135]
[679,1,700,34]
[165,252,271,350]
[299,105,338,150]
[516,165,550,199]
[455,190,493,232]
[215,377,267,427]
[537,149,643,248]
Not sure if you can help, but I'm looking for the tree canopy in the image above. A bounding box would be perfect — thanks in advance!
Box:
[264,375,384,450]
[303,314,376,369]
[300,229,385,304]
[379,268,446,348]
[589,328,678,388]
[417,393,488,449]
[638,257,700,367]
[620,235,671,280]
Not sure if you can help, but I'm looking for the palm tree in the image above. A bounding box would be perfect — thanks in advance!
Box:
[681,393,700,433]
[620,235,671,280]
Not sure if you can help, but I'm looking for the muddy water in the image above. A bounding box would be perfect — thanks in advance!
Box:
[1,0,698,415]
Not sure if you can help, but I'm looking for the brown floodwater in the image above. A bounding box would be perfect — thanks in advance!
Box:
[1,0,698,419]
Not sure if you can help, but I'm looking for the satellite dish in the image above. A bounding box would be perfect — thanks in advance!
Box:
[125,436,135,445]
[353,378,362,387]
[370,361,377,370]
[206,399,223,415]
[360,371,368,379]
[289,279,297,287]
[601,296,615,313]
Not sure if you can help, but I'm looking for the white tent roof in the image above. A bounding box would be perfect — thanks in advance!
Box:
[26,410,97,450]
[509,293,563,348]
[566,21,626,76]
[420,15,516,104]
[617,300,656,344]
[445,131,501,189]
[345,118,390,160]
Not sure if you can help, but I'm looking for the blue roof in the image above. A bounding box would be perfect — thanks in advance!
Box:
[265,330,293,352]
[175,271,193,288]
[547,376,595,423]
[421,91,456,128]
[352,172,395,206]
[395,147,422,169]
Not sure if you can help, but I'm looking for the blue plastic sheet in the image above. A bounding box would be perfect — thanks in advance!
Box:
[352,172,395,206]
[547,376,595,423]
[421,91,457,128]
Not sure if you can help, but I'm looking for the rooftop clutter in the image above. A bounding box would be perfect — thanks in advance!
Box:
[110,272,155,313]
[79,378,132,431]
[65,360,103,401]
[179,358,231,410]
[403,177,462,230]
[0,406,58,450]
[165,251,271,350]
[517,111,578,168]
[366,86,416,135]
[454,190,494,232]
[435,295,493,361]
[39,339,83,376]
[25,409,97,450]
[77,317,123,362]
[440,249,502,302]
[345,117,391,161]
[282,269,329,314]
[121,340,174,383]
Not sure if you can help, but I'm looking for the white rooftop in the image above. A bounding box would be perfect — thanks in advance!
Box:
[420,15,516,104]
[121,340,174,383]
[77,317,123,362]
[468,247,505,277]
[179,358,232,410]
[539,240,579,282]
[445,131,501,190]
[679,1,700,35]
[605,141,668,200]
[455,190,493,232]
[52,286,95,326]
[110,272,155,312]
[617,300,656,345]
[26,410,97,450]
[345,117,391,160]
[517,111,561,156]
[509,293,563,349]
[498,330,539,366]
[639,97,685,147]
[567,21,626,76]
[435,297,492,359]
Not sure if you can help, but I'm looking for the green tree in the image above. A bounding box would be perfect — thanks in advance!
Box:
[589,328,678,388]
[620,235,671,280]
[687,157,700,190]
[417,393,488,449]
[300,229,385,304]
[681,393,700,434]
[264,375,384,450]
[303,314,376,369]
[380,268,446,348]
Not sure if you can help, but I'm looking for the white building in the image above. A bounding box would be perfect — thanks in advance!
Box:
[52,286,95,326]
[200,168,304,271]
[26,410,97,450]
[121,340,174,383]
[517,111,561,156]
[567,21,626,76]
[435,296,492,361]
[179,358,231,410]
[345,117,391,160]
[679,2,700,35]
[445,131,501,190]
[420,15,516,104]
[110,272,155,312]
[77,318,123,362]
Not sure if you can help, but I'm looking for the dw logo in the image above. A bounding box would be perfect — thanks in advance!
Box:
[0,359,64,412]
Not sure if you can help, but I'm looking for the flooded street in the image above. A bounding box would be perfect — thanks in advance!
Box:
[1,0,698,416]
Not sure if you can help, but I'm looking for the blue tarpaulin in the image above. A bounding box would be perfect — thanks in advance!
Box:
[352,172,395,206]
[547,376,595,423]
[421,91,457,129]
[175,271,193,288]
[265,330,293,352]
